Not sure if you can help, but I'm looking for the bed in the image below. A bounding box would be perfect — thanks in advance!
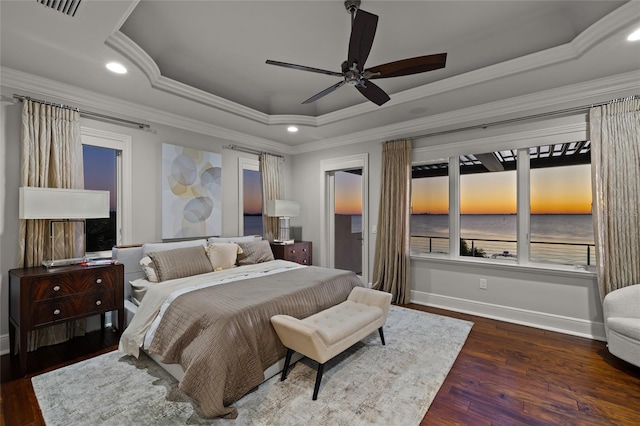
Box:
[113,237,363,419]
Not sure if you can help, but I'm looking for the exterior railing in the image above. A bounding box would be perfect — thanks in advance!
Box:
[410,235,596,266]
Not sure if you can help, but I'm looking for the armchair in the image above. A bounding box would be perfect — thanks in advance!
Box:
[602,284,640,367]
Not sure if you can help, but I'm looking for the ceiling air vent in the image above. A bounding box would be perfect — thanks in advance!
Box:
[36,0,81,17]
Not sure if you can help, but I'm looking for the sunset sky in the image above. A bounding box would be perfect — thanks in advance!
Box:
[243,169,263,214]
[411,164,592,215]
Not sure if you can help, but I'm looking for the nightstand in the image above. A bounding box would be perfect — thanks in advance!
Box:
[270,241,312,265]
[8,263,124,373]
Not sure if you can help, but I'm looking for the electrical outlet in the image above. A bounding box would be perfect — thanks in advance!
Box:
[480,278,487,290]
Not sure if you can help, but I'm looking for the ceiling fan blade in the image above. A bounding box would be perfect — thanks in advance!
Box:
[302,80,346,104]
[347,9,378,69]
[356,80,390,106]
[266,60,343,77]
[364,53,447,79]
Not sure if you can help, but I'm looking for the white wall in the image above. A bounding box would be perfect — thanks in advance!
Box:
[0,88,292,353]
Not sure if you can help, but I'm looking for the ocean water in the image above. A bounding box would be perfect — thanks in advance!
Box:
[411,214,595,266]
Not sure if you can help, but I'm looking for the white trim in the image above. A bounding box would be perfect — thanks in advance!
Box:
[81,127,133,245]
[237,157,260,236]
[320,154,369,284]
[410,290,606,341]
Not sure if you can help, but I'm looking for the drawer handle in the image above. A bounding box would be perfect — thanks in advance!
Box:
[53,285,61,292]
[53,309,61,315]
[291,250,296,254]
[303,248,307,252]
[303,259,308,264]
[96,300,102,306]
[96,278,103,284]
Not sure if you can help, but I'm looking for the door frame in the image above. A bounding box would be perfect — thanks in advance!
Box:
[320,153,369,284]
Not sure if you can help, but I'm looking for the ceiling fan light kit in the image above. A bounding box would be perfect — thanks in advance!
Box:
[266,0,447,106]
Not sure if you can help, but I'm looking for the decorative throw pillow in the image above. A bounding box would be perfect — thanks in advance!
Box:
[147,246,213,282]
[139,256,159,282]
[129,278,155,306]
[205,243,243,270]
[236,240,275,265]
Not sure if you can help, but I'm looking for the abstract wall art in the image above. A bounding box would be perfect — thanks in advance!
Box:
[162,143,222,239]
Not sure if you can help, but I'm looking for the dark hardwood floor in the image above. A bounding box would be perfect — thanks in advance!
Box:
[2,306,639,425]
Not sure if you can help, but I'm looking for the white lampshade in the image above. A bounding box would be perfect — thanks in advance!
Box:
[19,187,110,219]
[266,200,300,218]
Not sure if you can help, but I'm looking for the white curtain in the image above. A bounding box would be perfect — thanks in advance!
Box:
[590,97,640,301]
[259,153,284,241]
[372,139,412,303]
[18,99,86,350]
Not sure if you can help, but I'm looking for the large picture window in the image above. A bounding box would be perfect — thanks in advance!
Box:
[411,139,595,269]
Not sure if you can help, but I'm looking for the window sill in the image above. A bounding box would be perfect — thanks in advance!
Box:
[410,253,596,279]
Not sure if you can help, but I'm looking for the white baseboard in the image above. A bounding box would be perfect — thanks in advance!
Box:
[411,290,607,342]
[1,333,10,356]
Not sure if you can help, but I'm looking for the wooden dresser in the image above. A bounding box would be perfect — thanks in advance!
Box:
[9,263,124,373]
[270,241,312,266]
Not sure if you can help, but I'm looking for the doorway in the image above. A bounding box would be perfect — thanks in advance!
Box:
[321,154,369,284]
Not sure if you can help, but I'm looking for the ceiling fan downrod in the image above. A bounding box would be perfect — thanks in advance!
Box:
[345,0,361,24]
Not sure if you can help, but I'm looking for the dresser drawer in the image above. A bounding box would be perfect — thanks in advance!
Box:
[32,291,116,326]
[271,241,312,265]
[32,269,115,301]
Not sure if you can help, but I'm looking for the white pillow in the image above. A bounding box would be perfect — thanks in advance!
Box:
[205,243,243,270]
[142,239,207,256]
[207,235,262,244]
[139,256,158,282]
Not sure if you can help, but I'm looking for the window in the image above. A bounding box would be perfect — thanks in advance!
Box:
[460,151,517,260]
[81,128,131,257]
[83,145,117,253]
[529,142,594,266]
[239,158,263,236]
[411,139,595,269]
[411,162,449,255]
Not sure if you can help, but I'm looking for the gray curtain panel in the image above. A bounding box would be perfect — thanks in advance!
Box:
[18,99,86,351]
[259,153,284,241]
[590,97,640,301]
[372,139,412,303]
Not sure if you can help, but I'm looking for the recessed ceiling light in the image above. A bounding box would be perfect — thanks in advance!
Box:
[106,62,127,74]
[628,28,640,41]
[287,126,299,133]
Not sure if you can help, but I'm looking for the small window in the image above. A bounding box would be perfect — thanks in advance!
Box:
[459,151,517,260]
[529,142,594,266]
[83,145,117,253]
[242,168,263,236]
[411,162,449,255]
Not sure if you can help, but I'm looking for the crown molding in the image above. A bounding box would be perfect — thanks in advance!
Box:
[103,1,640,129]
[0,66,290,154]
[289,70,640,155]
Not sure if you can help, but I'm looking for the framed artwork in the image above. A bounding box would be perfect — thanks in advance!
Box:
[162,143,222,239]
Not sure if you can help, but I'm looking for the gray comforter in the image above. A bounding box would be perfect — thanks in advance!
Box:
[147,266,362,418]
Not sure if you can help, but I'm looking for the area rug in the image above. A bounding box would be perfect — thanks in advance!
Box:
[32,306,473,425]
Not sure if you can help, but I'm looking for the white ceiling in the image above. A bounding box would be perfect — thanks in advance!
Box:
[1,1,639,150]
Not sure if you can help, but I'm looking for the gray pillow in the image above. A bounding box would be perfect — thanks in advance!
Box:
[147,245,213,282]
[236,240,275,265]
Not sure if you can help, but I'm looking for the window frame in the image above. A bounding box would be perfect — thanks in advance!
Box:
[410,116,593,273]
[81,127,132,257]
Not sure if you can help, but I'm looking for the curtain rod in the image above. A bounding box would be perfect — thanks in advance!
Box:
[223,144,284,158]
[13,95,151,130]
[411,94,640,140]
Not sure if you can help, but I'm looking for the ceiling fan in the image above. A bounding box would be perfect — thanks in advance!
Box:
[266,0,447,106]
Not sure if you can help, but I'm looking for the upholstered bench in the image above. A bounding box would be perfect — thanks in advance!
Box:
[271,286,392,400]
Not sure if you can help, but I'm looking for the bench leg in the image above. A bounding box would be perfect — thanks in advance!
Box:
[281,348,294,381]
[378,327,386,345]
[312,362,325,400]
